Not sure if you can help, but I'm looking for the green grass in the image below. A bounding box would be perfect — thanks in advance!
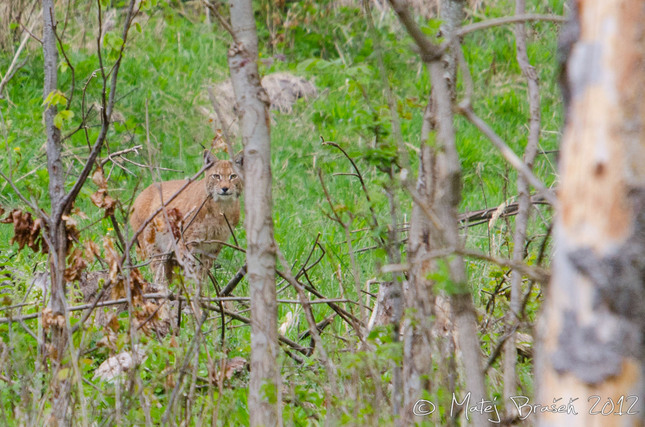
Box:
[0,0,563,424]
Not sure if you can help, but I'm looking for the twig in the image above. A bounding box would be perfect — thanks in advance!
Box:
[0,171,49,220]
[295,234,324,280]
[457,102,557,206]
[220,264,247,296]
[387,0,442,62]
[0,13,42,97]
[455,14,566,38]
[321,137,380,231]
[57,0,140,220]
[99,145,142,168]
[201,303,312,356]
[201,0,235,36]
[275,269,364,331]
[456,247,549,283]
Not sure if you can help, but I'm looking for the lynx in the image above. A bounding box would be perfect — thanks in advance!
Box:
[129,151,243,287]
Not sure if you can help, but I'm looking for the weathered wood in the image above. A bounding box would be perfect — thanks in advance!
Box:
[536,1,645,425]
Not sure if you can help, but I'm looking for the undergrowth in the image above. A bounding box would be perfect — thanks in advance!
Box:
[0,0,562,424]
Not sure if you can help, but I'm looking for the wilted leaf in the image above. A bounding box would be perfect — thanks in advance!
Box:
[90,189,117,218]
[84,240,101,261]
[103,237,120,285]
[90,167,117,217]
[92,166,108,189]
[0,209,48,253]
[65,248,87,282]
[106,314,120,334]
[42,307,65,331]
[63,215,80,252]
[72,207,89,220]
[129,268,145,300]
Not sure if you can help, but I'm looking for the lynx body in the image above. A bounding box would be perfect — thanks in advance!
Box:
[129,154,243,285]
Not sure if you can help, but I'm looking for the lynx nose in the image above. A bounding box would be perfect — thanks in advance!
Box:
[221,187,229,194]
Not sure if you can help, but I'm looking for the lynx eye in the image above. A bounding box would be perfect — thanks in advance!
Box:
[212,174,221,180]
[230,174,237,179]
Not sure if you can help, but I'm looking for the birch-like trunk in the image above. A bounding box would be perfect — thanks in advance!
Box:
[536,1,645,425]
[503,0,542,406]
[43,0,70,422]
[227,1,280,425]
[395,0,490,424]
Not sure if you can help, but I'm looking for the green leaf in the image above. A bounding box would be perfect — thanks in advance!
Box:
[53,114,63,129]
[134,22,142,33]
[57,367,70,380]
[42,89,67,108]
[59,110,74,121]
[53,110,73,129]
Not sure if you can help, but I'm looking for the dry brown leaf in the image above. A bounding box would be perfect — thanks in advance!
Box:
[64,248,87,282]
[90,167,117,217]
[210,130,229,154]
[129,268,145,300]
[103,236,121,289]
[72,207,89,220]
[63,215,80,252]
[106,314,120,333]
[0,209,48,253]
[92,166,108,189]
[83,240,101,261]
[42,307,65,331]
[90,189,117,218]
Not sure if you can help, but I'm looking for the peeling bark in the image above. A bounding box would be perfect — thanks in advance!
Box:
[536,1,645,425]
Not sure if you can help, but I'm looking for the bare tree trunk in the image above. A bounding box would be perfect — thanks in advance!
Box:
[402,110,436,421]
[42,0,69,423]
[227,1,280,425]
[392,0,490,425]
[536,1,645,425]
[503,0,541,408]
[428,53,489,427]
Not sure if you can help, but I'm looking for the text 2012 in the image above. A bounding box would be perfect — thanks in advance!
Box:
[587,395,639,416]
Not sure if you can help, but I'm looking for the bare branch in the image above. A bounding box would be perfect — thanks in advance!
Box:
[59,0,139,220]
[0,13,41,97]
[458,102,557,206]
[455,14,566,38]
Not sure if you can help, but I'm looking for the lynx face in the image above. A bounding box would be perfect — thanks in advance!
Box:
[205,160,243,201]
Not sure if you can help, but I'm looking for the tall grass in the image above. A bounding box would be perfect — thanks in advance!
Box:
[0,0,563,423]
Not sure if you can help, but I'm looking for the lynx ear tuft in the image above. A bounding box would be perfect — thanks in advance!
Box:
[203,150,217,166]
[233,150,244,169]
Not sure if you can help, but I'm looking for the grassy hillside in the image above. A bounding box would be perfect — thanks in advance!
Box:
[0,0,563,424]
